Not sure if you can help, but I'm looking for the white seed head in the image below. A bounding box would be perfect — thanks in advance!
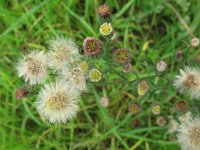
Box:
[173,66,200,99]
[177,116,200,150]
[168,117,178,133]
[178,111,192,123]
[17,50,47,85]
[191,38,200,47]
[36,81,79,123]
[59,66,87,93]
[47,37,80,71]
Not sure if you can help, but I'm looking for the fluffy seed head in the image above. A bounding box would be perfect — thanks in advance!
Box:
[83,37,102,56]
[60,66,87,93]
[177,116,200,150]
[114,48,131,64]
[98,4,110,17]
[173,66,200,99]
[99,22,113,36]
[191,38,200,47]
[89,69,102,82]
[156,60,167,72]
[179,111,192,123]
[168,117,178,133]
[36,82,79,123]
[17,51,47,85]
[47,37,80,71]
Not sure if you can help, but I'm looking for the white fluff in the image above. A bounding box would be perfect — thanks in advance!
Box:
[36,81,79,123]
[47,36,80,71]
[177,116,200,150]
[173,66,200,99]
[59,66,87,93]
[17,50,47,85]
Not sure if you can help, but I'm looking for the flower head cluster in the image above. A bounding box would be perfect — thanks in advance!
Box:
[17,51,47,85]
[177,116,200,150]
[17,36,90,124]
[174,66,200,99]
[83,37,102,56]
[98,4,110,17]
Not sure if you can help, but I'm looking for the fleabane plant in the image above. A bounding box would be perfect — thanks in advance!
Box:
[16,5,200,147]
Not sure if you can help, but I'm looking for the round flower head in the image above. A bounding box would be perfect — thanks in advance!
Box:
[100,96,109,107]
[177,48,183,59]
[79,61,89,73]
[173,66,200,99]
[156,116,166,127]
[98,4,110,17]
[137,81,149,96]
[83,37,102,56]
[16,87,29,99]
[36,82,79,123]
[17,51,47,85]
[60,67,87,93]
[128,103,140,114]
[152,104,161,115]
[191,38,200,47]
[176,100,188,113]
[89,69,102,82]
[114,48,131,64]
[100,22,113,36]
[47,37,80,71]
[156,60,167,72]
[177,116,200,150]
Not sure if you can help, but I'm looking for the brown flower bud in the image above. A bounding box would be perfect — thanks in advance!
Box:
[177,48,183,59]
[16,88,28,99]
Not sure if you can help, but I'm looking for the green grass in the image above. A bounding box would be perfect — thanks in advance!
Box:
[0,0,200,149]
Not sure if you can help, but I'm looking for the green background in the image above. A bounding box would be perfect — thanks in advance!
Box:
[0,0,200,149]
